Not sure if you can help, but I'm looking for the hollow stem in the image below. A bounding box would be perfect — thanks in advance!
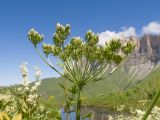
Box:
[142,89,160,120]
[76,88,81,120]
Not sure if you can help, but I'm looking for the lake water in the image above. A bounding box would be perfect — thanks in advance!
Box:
[61,106,120,120]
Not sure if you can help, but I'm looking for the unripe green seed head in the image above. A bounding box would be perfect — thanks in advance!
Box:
[51,45,62,56]
[28,23,136,71]
[121,40,136,55]
[85,30,99,46]
[108,39,121,51]
[70,37,82,48]
[113,54,123,64]
[28,28,44,46]
[53,23,71,46]
[42,43,52,57]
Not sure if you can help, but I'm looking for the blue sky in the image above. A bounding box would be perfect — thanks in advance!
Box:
[0,0,160,85]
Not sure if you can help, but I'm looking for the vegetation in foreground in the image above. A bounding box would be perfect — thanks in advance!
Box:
[28,22,135,120]
[1,23,160,120]
[1,63,160,119]
[0,63,60,120]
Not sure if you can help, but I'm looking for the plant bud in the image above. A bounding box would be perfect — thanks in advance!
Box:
[42,43,52,57]
[56,23,61,29]
[109,39,121,51]
[28,28,44,46]
[121,40,135,55]
[66,24,70,28]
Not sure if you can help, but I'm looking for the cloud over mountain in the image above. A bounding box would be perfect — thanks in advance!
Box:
[99,21,160,45]
[142,21,160,35]
[98,27,136,45]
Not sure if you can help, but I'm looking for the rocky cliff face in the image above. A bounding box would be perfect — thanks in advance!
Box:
[123,35,160,84]
[127,34,160,65]
[139,35,160,62]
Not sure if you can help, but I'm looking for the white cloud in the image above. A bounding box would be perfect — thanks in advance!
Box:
[142,21,160,34]
[98,21,160,46]
[98,27,136,45]
[118,27,136,38]
[98,31,117,45]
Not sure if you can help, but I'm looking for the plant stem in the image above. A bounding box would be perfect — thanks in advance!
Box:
[34,46,74,82]
[142,89,160,120]
[76,89,81,120]
[28,110,31,120]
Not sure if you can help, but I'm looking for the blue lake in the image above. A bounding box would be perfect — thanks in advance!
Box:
[61,106,118,120]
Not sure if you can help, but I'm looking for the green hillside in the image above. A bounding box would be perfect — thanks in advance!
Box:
[37,66,160,110]
[83,66,160,110]
[38,69,131,101]
[1,66,160,110]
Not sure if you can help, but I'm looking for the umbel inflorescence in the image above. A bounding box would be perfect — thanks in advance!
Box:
[28,23,135,120]
[28,23,135,71]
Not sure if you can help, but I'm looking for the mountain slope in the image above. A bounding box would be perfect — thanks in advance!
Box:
[38,69,132,100]
[38,65,160,102]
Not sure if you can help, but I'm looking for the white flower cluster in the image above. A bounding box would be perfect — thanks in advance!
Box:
[138,99,148,107]
[31,80,42,92]
[109,104,160,120]
[34,66,42,81]
[0,93,11,102]
[26,94,39,105]
[0,62,51,120]
[116,105,125,112]
[17,63,42,107]
[19,62,29,86]
[19,62,42,86]
[0,92,17,116]
[19,62,28,76]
